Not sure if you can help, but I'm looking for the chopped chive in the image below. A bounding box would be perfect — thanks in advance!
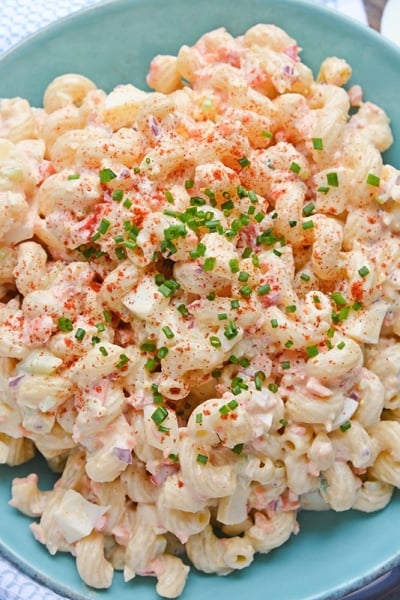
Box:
[232,443,244,454]
[285,340,294,349]
[99,168,117,183]
[302,202,315,217]
[312,137,324,150]
[366,173,380,187]
[285,305,297,313]
[116,353,129,368]
[231,299,240,309]
[317,186,330,194]
[58,317,73,332]
[289,220,297,228]
[217,313,228,321]
[248,190,258,204]
[196,453,208,464]
[331,292,347,306]
[252,253,260,268]
[115,246,127,260]
[188,197,206,209]
[162,326,175,339]
[144,358,157,371]
[103,310,112,323]
[224,321,239,339]
[339,421,351,432]
[152,384,163,404]
[221,198,235,211]
[306,345,319,358]
[185,179,195,189]
[67,173,80,180]
[255,371,265,391]
[290,161,301,174]
[338,306,350,321]
[268,383,279,393]
[257,283,271,296]
[281,360,291,370]
[207,291,216,301]
[326,172,339,187]
[227,399,239,410]
[271,318,278,328]
[358,265,370,278]
[91,335,101,345]
[122,198,132,209]
[177,303,189,316]
[74,327,86,341]
[261,130,273,138]
[169,453,179,462]
[157,346,169,360]
[203,257,216,271]
[151,406,168,426]
[352,301,363,311]
[300,272,311,282]
[236,185,248,198]
[211,369,222,378]
[337,341,346,349]
[204,188,216,206]
[273,249,282,257]
[238,271,249,283]
[239,284,252,297]
[196,413,203,424]
[99,346,108,356]
[112,189,124,201]
[210,336,222,348]
[302,220,314,230]
[140,341,157,352]
[158,425,170,433]
[229,258,240,273]
[155,273,166,285]
[158,280,180,298]
[238,356,250,368]
[238,156,251,168]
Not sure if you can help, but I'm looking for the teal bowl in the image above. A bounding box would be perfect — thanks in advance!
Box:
[1,1,400,599]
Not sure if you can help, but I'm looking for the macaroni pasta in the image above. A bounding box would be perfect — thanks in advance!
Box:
[1,22,400,598]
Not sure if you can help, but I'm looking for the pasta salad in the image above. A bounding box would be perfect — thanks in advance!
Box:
[1,23,400,598]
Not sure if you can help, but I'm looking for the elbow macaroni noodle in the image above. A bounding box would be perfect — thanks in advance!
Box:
[1,22,400,597]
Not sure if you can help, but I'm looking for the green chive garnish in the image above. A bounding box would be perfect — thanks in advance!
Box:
[358,265,370,278]
[366,173,380,187]
[312,138,323,150]
[58,317,73,332]
[326,172,339,187]
[99,168,117,183]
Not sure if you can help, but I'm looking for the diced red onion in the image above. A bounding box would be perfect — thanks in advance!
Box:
[112,447,133,464]
[9,374,25,388]
[150,464,179,486]
[149,115,160,137]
